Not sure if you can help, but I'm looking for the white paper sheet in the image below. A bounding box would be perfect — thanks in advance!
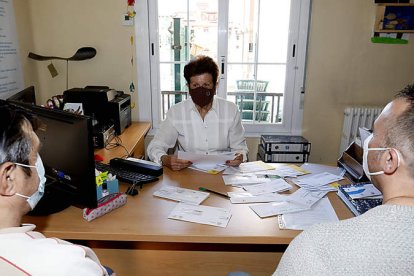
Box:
[153,186,209,205]
[249,201,310,218]
[178,151,235,164]
[292,172,343,192]
[228,192,288,204]
[178,151,234,173]
[238,161,275,173]
[255,164,308,178]
[286,188,329,208]
[222,174,271,186]
[242,179,292,195]
[168,202,232,228]
[300,163,346,177]
[278,197,339,230]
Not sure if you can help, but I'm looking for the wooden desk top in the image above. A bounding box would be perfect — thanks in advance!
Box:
[94,122,150,163]
[24,166,353,245]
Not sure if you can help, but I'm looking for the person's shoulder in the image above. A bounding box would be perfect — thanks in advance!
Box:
[166,99,192,115]
[214,96,238,111]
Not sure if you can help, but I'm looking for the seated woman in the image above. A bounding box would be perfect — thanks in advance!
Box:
[147,55,248,171]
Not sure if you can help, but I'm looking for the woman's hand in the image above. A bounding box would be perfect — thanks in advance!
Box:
[225,153,243,167]
[161,155,192,171]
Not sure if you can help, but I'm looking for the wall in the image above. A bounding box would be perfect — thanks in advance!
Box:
[303,0,414,164]
[13,0,139,120]
[14,0,414,164]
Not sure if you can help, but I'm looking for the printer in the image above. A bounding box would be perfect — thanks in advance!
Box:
[63,86,132,147]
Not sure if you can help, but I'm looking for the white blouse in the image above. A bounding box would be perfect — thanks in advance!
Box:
[147,96,248,164]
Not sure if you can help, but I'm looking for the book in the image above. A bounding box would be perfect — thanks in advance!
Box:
[337,183,382,216]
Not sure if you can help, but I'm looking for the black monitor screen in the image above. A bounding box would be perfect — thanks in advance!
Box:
[7,86,36,104]
[9,102,98,215]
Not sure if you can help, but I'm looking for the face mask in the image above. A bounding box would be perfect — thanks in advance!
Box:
[189,87,214,108]
[14,155,46,210]
[362,134,400,181]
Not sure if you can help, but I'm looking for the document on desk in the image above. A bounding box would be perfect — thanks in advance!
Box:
[222,174,271,186]
[168,202,232,228]
[242,179,293,195]
[153,186,209,205]
[178,151,233,174]
[255,164,309,178]
[228,192,288,204]
[286,188,329,208]
[293,172,343,192]
[300,163,346,177]
[250,201,310,218]
[278,197,339,230]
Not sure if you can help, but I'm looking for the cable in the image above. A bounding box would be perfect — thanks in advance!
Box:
[104,134,131,157]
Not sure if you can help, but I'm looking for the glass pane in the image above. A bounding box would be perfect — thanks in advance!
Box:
[160,63,188,119]
[158,0,218,63]
[189,1,218,60]
[256,64,286,93]
[258,0,291,63]
[228,0,258,63]
[158,0,188,63]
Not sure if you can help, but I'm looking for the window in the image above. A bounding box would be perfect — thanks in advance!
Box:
[135,0,310,135]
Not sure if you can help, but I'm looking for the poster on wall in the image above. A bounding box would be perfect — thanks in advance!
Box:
[0,0,24,99]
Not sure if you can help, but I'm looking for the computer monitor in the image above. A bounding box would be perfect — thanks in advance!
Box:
[8,101,98,215]
[7,86,36,104]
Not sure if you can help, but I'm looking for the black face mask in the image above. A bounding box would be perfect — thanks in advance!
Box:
[189,87,214,108]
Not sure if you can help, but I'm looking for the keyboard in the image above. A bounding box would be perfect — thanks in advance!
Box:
[95,162,158,185]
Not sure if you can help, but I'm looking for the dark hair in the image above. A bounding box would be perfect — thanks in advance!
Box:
[0,100,39,176]
[184,56,219,85]
[385,84,414,174]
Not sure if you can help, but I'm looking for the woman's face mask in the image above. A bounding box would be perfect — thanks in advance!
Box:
[14,154,46,210]
[189,87,214,108]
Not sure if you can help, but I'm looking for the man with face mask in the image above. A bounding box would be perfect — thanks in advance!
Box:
[0,101,109,275]
[273,85,414,275]
[147,55,248,171]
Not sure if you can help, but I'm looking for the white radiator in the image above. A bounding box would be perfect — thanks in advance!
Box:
[339,106,383,155]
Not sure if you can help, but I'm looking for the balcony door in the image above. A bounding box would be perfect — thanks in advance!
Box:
[136,0,310,135]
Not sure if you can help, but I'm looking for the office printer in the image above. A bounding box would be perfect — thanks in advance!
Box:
[63,86,132,136]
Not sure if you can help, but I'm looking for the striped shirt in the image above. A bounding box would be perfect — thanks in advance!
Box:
[147,96,248,164]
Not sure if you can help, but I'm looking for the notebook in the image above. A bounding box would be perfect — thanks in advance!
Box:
[337,182,382,216]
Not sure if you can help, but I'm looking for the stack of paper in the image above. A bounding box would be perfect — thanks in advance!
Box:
[178,151,233,174]
[292,172,343,192]
[222,174,271,186]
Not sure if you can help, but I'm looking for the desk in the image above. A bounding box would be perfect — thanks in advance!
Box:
[24,166,354,275]
[94,122,151,163]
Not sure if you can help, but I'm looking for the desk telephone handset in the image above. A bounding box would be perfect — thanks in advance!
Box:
[110,157,163,177]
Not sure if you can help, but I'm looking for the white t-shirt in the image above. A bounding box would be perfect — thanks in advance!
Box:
[147,96,248,164]
[0,224,108,276]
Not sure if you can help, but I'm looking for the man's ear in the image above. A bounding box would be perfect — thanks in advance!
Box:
[382,149,400,175]
[0,162,17,195]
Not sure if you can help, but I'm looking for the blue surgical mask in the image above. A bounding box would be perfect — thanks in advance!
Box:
[362,134,400,181]
[14,154,46,210]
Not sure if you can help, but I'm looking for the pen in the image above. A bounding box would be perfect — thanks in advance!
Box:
[199,187,230,199]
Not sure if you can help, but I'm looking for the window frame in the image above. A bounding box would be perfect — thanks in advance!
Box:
[135,0,311,136]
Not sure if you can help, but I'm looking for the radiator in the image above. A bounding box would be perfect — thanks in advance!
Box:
[339,106,383,155]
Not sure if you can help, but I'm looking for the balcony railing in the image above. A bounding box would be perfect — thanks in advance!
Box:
[161,90,283,123]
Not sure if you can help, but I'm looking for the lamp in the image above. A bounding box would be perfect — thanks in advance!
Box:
[28,47,97,90]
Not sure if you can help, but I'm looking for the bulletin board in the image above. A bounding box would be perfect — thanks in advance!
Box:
[0,0,24,99]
